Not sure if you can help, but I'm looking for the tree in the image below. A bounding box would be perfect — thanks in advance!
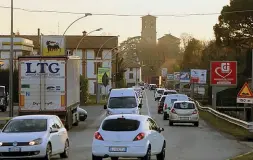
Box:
[180,33,193,52]
[214,0,253,48]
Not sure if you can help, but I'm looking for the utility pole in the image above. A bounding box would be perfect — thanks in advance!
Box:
[115,53,118,88]
[9,0,14,117]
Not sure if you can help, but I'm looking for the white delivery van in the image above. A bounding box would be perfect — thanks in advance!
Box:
[162,94,188,120]
[104,88,142,115]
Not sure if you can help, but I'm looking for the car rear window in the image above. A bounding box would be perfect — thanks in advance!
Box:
[102,119,140,131]
[174,102,195,109]
[157,90,164,94]
[160,96,166,102]
[164,91,177,95]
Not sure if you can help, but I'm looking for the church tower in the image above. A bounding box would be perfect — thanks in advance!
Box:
[141,15,157,45]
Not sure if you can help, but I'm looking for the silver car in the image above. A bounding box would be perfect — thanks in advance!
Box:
[169,101,199,127]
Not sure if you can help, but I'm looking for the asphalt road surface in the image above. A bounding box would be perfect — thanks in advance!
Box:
[0,91,251,160]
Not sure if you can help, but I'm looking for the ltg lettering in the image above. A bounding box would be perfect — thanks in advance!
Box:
[25,63,60,74]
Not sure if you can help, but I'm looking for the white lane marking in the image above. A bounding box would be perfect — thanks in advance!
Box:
[90,111,106,128]
[144,89,151,116]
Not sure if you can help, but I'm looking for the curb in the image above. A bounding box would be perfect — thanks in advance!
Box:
[227,151,253,160]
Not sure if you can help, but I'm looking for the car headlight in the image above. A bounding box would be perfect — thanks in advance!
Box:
[0,142,2,146]
[29,138,42,146]
[107,111,112,115]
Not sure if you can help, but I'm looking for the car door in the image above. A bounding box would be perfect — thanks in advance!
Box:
[147,118,160,154]
[50,118,62,154]
[48,118,61,154]
[54,116,67,151]
[144,120,156,154]
[149,118,164,154]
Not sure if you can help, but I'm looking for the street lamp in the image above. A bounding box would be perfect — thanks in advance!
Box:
[74,28,103,54]
[63,13,92,35]
[9,0,14,117]
[95,35,120,103]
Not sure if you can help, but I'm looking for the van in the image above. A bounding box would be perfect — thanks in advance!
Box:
[162,94,189,120]
[103,88,142,116]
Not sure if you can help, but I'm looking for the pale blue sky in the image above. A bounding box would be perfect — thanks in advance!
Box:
[0,0,229,42]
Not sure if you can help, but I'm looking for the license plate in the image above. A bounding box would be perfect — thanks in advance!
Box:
[9,147,21,152]
[180,117,189,120]
[109,147,127,152]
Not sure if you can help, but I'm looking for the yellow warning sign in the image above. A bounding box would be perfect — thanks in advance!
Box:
[237,83,253,98]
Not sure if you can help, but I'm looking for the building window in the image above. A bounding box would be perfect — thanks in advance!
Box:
[94,49,103,58]
[130,68,133,71]
[94,62,102,74]
[129,73,133,79]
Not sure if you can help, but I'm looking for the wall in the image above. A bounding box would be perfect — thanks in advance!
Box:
[125,67,142,85]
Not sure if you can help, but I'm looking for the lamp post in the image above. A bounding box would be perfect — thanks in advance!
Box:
[63,13,92,35]
[9,0,14,117]
[74,28,103,54]
[96,36,119,104]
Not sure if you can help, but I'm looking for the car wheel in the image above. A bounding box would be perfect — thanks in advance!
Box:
[194,122,199,127]
[141,146,151,160]
[169,121,173,126]
[163,113,167,120]
[43,143,52,160]
[92,154,103,160]
[111,157,119,160]
[60,140,69,158]
[156,142,165,160]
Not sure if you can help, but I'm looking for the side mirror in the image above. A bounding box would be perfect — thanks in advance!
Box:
[104,105,107,109]
[138,104,142,108]
[50,128,58,133]
[158,127,164,132]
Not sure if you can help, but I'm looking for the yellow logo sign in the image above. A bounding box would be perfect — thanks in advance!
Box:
[238,83,253,98]
[41,36,65,56]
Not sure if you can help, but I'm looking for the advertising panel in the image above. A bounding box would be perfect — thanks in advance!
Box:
[174,72,180,81]
[161,68,168,77]
[41,35,65,56]
[210,61,237,86]
[180,72,190,83]
[190,69,207,84]
[167,74,174,81]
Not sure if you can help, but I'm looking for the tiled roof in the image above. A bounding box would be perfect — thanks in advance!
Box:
[0,35,118,49]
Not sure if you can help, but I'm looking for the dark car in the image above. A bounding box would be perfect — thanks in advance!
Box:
[158,95,166,114]
[78,107,87,121]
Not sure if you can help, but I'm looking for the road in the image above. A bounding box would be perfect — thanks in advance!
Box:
[0,91,251,160]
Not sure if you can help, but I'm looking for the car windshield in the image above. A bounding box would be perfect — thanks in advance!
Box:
[160,96,166,102]
[164,91,177,95]
[157,90,164,94]
[2,119,47,133]
[174,102,195,109]
[108,97,137,109]
[102,119,140,131]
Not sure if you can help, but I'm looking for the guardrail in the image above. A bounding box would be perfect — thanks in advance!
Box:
[194,100,253,133]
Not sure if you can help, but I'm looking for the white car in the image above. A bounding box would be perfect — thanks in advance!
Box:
[92,114,166,160]
[169,101,199,127]
[154,88,165,101]
[0,115,69,159]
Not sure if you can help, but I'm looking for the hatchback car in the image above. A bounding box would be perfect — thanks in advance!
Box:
[0,115,69,159]
[169,101,199,127]
[157,95,167,114]
[92,114,166,160]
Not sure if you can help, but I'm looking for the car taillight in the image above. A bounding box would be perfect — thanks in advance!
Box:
[133,132,145,141]
[164,104,167,109]
[171,108,177,114]
[192,110,198,114]
[94,132,104,141]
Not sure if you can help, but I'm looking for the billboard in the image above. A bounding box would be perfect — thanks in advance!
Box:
[190,69,207,84]
[167,74,174,81]
[180,72,190,83]
[210,61,237,86]
[41,35,65,56]
[161,68,168,77]
[174,72,180,81]
[98,67,110,84]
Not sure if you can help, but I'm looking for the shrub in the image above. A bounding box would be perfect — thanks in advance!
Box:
[80,75,89,105]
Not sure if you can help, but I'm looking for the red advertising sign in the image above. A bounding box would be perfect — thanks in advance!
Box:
[210,61,237,85]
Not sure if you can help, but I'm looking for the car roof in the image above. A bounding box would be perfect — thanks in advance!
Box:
[165,94,188,98]
[174,100,195,104]
[12,115,54,120]
[103,114,149,122]
[110,88,135,97]
[164,90,177,92]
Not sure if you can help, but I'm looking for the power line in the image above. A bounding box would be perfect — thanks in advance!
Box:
[1,5,253,17]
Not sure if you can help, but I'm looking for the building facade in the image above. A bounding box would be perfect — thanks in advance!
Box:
[0,34,118,95]
[125,67,142,87]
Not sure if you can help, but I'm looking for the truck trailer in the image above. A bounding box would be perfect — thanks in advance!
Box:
[18,56,80,130]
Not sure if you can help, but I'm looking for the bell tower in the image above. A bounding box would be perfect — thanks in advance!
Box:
[141,15,157,45]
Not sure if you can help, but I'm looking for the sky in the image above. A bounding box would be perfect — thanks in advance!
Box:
[0,0,230,42]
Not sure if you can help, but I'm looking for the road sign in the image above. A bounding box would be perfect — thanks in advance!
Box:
[98,67,110,84]
[237,82,253,104]
[102,73,109,87]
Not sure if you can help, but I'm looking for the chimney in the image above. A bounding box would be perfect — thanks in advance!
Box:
[82,31,87,36]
